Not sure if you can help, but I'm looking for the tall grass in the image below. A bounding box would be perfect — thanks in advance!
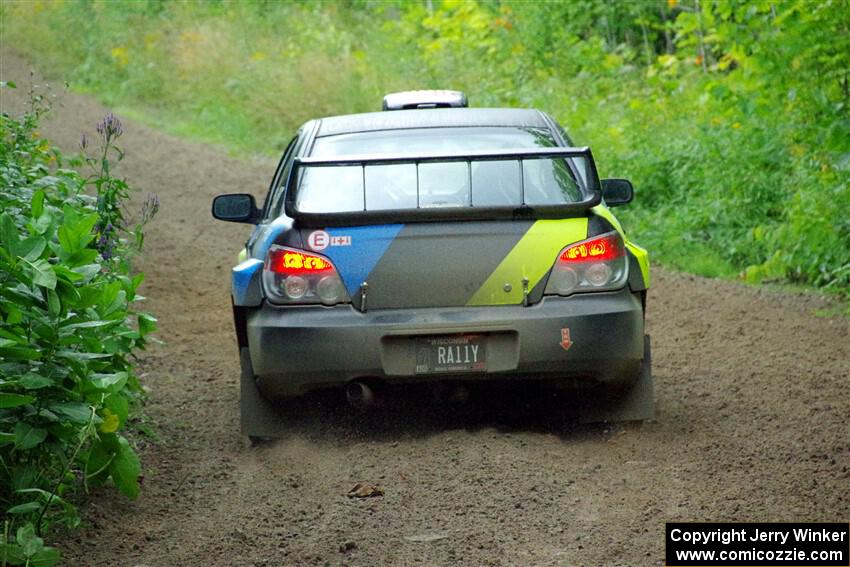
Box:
[2,1,407,154]
[2,0,847,301]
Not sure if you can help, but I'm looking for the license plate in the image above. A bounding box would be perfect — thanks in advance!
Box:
[414,334,486,374]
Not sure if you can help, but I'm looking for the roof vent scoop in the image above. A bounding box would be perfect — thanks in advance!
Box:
[382,90,468,111]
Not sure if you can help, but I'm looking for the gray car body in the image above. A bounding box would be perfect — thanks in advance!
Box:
[220,107,653,436]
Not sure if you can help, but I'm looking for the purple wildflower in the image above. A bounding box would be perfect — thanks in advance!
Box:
[96,112,124,141]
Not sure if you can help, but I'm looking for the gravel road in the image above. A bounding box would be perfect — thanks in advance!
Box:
[2,49,848,567]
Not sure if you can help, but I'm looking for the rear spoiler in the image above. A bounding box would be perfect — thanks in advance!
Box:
[284,147,601,227]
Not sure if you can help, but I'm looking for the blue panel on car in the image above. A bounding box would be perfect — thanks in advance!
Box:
[232,258,264,306]
[321,224,404,295]
[252,216,293,259]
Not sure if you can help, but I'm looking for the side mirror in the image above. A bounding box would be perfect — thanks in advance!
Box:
[601,178,634,207]
[212,193,260,223]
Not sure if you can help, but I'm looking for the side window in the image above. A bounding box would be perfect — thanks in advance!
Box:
[264,135,300,220]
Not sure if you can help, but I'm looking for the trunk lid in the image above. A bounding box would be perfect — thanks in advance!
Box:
[300,217,588,309]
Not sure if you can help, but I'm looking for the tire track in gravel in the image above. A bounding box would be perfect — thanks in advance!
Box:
[2,49,848,567]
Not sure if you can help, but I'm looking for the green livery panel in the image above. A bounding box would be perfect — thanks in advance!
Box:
[466,218,588,305]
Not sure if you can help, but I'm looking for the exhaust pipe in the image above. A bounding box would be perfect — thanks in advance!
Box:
[346,381,375,410]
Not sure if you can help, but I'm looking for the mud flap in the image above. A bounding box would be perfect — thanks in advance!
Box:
[240,347,285,438]
[578,335,654,423]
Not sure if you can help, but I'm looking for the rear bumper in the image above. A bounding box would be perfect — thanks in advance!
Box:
[246,288,645,398]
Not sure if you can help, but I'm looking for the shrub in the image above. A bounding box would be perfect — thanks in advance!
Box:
[0,85,157,564]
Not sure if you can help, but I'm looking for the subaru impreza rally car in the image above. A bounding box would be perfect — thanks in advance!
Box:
[212,91,653,437]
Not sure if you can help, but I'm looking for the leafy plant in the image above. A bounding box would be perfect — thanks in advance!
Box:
[1,83,157,563]
[81,113,159,264]
[1,522,60,567]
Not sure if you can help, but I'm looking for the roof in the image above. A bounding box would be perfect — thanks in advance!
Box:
[314,108,550,138]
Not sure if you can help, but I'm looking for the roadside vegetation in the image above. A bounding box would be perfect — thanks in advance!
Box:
[0,85,157,565]
[1,0,847,299]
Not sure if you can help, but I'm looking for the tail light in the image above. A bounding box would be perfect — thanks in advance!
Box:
[544,232,628,296]
[262,245,350,305]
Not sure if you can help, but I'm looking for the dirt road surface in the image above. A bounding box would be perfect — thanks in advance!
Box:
[2,50,848,567]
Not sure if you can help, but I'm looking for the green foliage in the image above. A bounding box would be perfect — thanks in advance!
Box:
[2,0,847,299]
[0,85,157,562]
[1,522,60,567]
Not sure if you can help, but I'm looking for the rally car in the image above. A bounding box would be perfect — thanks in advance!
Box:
[212,90,653,437]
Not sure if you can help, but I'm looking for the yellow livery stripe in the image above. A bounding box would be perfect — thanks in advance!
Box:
[626,241,650,288]
[593,205,650,288]
[466,218,588,306]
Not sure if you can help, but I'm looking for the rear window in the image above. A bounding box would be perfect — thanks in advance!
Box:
[294,127,587,214]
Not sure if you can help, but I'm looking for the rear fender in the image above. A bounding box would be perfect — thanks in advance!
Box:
[232,258,264,307]
[232,216,299,307]
[626,242,650,291]
[591,204,650,290]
